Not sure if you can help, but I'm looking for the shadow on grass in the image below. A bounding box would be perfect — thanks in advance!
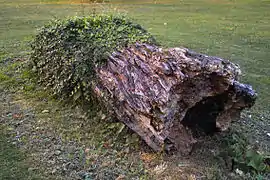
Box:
[0,126,40,180]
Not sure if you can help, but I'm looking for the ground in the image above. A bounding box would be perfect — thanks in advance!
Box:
[0,0,269,179]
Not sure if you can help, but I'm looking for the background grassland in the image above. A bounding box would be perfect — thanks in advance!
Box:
[1,0,269,116]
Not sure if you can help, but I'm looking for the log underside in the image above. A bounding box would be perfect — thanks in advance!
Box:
[95,43,256,154]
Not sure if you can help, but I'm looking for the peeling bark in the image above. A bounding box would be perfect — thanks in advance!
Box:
[94,43,256,154]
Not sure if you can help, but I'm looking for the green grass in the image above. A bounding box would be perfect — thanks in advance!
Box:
[1,0,269,115]
[122,0,270,117]
[0,126,41,180]
[0,0,269,178]
[0,132,28,179]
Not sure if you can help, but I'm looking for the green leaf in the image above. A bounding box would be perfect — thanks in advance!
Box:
[73,89,82,101]
[246,150,266,171]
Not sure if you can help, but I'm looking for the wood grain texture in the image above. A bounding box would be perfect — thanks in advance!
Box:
[95,43,256,154]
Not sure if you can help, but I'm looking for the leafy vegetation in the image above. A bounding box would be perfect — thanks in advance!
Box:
[221,131,270,174]
[30,14,156,103]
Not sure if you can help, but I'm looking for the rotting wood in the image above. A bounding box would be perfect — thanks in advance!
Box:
[94,43,256,154]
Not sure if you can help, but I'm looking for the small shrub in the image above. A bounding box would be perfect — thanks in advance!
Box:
[30,14,157,103]
[222,131,270,174]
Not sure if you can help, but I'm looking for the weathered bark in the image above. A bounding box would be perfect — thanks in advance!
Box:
[94,43,256,154]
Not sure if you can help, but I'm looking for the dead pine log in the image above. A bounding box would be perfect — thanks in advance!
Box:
[93,43,257,154]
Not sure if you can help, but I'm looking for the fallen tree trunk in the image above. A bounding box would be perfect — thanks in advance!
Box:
[30,16,256,154]
[94,43,256,154]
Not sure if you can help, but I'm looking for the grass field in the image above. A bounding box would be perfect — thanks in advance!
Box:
[1,0,269,114]
[1,0,269,179]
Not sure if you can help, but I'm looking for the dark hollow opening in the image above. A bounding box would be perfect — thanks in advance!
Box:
[181,93,228,138]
